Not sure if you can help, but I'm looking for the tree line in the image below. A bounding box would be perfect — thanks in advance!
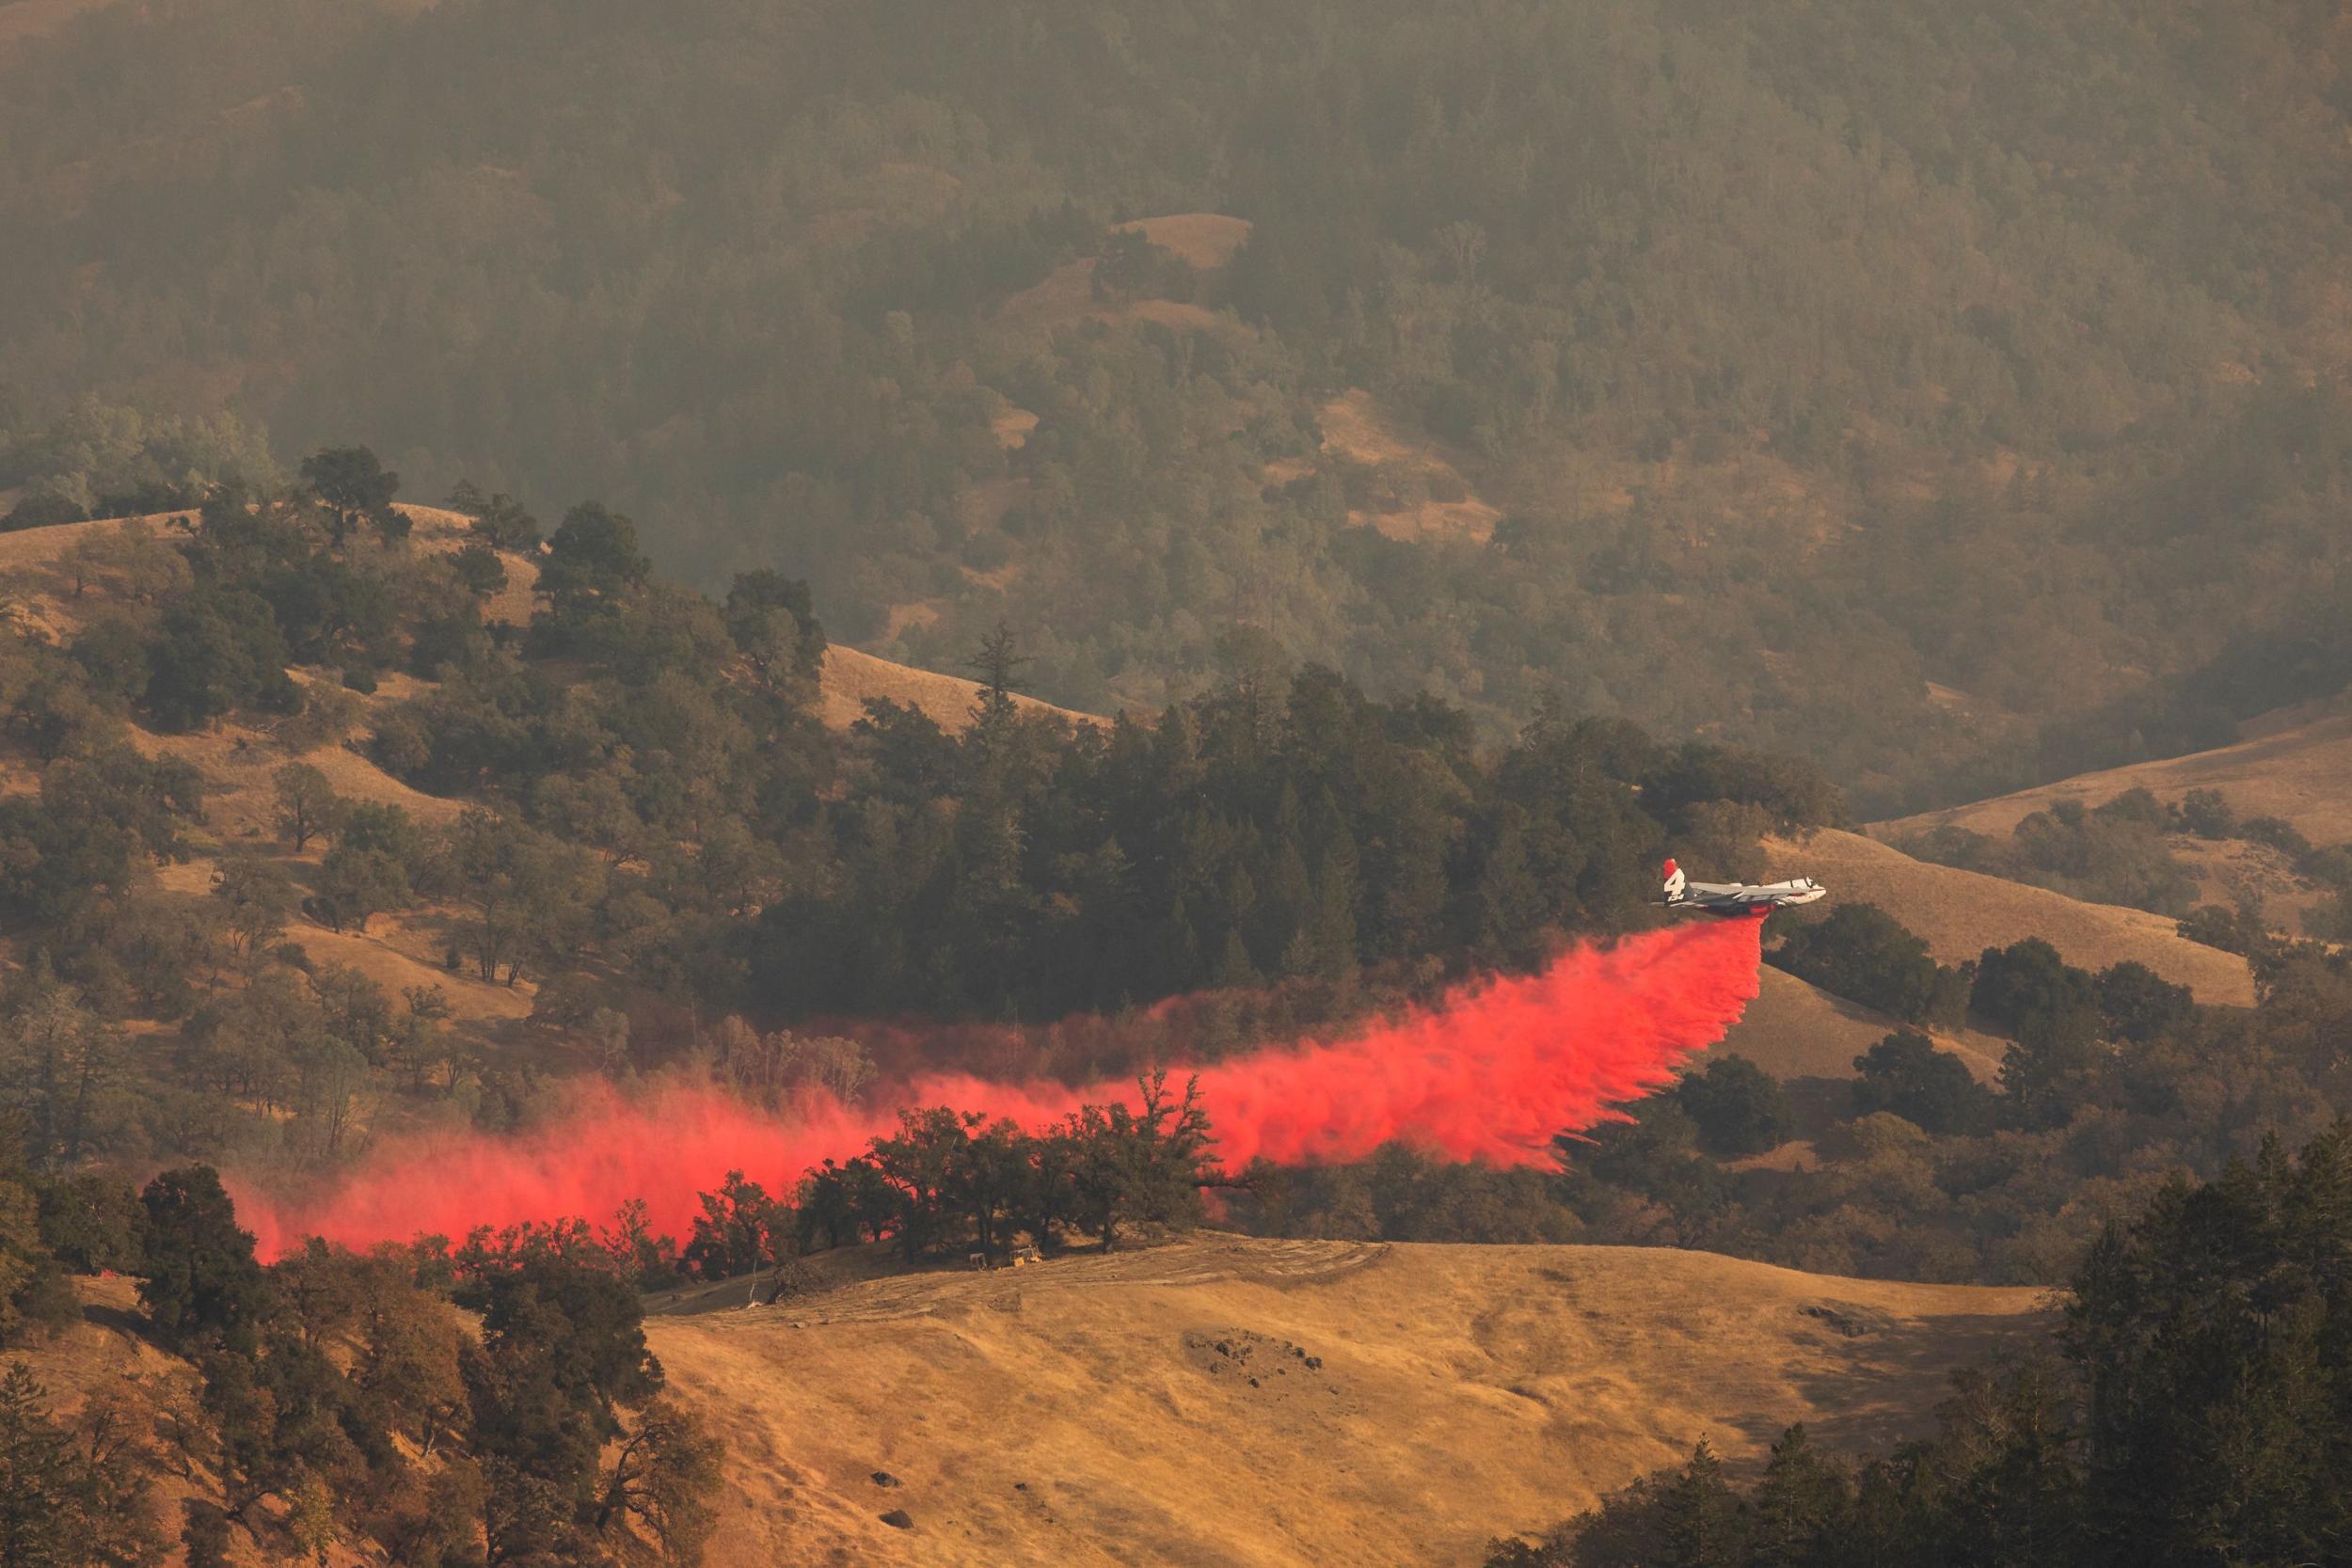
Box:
[606,1071,1222,1292]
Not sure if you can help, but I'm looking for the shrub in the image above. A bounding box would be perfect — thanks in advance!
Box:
[2177,903,2267,956]
[2095,961,2193,1043]
[35,1172,145,1274]
[1674,1054,1794,1157]
[1851,1031,1994,1135]
[181,1501,233,1568]
[1971,938,2097,1037]
[369,712,431,778]
[1,489,88,531]
[2176,787,2236,838]
[1771,903,1969,1026]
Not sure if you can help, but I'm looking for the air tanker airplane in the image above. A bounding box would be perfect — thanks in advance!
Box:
[1661,859,1826,918]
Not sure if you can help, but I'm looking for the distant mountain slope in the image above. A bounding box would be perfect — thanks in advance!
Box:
[649,1234,2051,1568]
[1875,702,2352,847]
[1761,830,2255,1006]
[11,0,2352,804]
[0,0,111,54]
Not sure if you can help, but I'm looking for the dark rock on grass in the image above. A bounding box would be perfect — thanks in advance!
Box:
[1799,1301,1895,1338]
[872,1470,902,1487]
[881,1509,914,1529]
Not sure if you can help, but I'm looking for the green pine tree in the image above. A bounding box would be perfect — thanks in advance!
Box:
[1212,927,1261,990]
[1749,1424,1850,1567]
[1656,1440,1746,1568]
[136,1166,271,1354]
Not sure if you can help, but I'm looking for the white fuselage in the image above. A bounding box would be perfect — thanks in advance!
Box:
[1661,859,1826,917]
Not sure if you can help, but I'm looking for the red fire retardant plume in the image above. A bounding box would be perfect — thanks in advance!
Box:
[237,919,1762,1258]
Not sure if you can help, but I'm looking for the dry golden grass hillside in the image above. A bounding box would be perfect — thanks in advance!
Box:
[651,1234,2051,1568]
[0,510,164,568]
[127,711,542,1023]
[16,1275,455,1568]
[0,511,195,642]
[1875,702,2352,847]
[1119,213,1253,269]
[1713,966,2005,1084]
[2162,832,2338,939]
[818,644,1103,735]
[997,213,1254,338]
[13,1276,269,1565]
[128,701,462,838]
[1315,389,1502,544]
[398,502,539,626]
[0,502,533,634]
[1762,831,2256,1006]
[0,503,1083,740]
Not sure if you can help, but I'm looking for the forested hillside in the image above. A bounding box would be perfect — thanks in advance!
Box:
[0,470,1841,1193]
[1,463,2344,1298]
[5,0,2351,811]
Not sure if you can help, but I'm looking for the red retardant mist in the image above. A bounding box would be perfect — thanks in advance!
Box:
[237,918,1763,1258]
